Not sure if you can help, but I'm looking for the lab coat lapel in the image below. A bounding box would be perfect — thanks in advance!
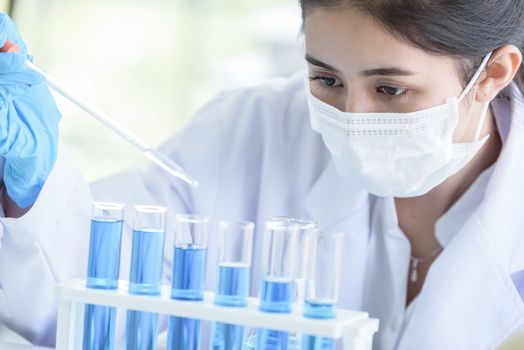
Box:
[303,161,371,310]
[397,214,524,349]
[303,161,369,230]
[481,86,524,273]
[398,86,524,349]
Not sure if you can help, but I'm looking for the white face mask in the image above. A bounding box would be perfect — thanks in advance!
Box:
[305,53,493,198]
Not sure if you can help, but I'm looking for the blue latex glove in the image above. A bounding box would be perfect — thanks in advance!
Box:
[0,13,61,208]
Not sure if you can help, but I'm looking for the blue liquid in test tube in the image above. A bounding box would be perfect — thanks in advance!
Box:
[167,215,209,350]
[83,203,125,350]
[211,220,254,350]
[211,265,249,350]
[259,277,294,313]
[125,205,167,350]
[128,229,164,294]
[214,263,250,307]
[256,277,295,350]
[301,300,336,350]
[301,232,343,350]
[255,217,300,350]
[171,246,207,300]
[168,247,207,350]
[211,264,250,350]
[245,218,316,350]
[303,300,336,319]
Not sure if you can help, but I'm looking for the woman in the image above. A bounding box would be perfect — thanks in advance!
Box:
[0,0,523,348]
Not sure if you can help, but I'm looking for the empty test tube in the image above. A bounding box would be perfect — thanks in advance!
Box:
[125,205,167,350]
[83,202,125,350]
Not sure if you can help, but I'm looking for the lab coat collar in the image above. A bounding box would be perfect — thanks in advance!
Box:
[397,214,524,349]
[433,89,515,248]
[480,82,524,271]
[303,160,369,231]
[434,165,494,247]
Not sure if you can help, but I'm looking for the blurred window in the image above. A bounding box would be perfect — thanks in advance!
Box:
[1,1,12,14]
[12,0,303,180]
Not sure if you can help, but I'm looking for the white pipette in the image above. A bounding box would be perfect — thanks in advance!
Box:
[26,61,199,188]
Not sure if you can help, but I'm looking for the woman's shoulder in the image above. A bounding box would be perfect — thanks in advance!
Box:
[223,70,306,99]
[158,71,321,162]
[189,71,308,126]
[161,71,316,153]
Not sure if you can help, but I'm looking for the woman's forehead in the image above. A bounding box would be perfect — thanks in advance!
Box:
[303,7,456,75]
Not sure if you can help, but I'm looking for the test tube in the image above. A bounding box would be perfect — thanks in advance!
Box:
[125,205,167,350]
[83,202,125,350]
[167,214,209,350]
[291,219,318,305]
[255,217,301,350]
[244,218,316,350]
[286,218,318,350]
[301,231,343,350]
[210,220,254,350]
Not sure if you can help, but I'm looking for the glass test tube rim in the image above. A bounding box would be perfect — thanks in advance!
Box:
[91,202,125,222]
[269,216,318,230]
[264,218,302,232]
[133,204,168,215]
[92,201,125,211]
[175,214,210,223]
[91,201,126,215]
[219,219,255,231]
[133,205,168,233]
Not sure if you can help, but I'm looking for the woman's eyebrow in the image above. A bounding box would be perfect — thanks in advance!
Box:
[305,54,417,77]
[360,67,417,76]
[305,54,340,73]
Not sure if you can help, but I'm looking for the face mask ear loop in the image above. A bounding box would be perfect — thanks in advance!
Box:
[474,102,490,141]
[458,52,493,103]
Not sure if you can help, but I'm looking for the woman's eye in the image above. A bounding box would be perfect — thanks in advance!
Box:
[310,76,343,88]
[377,85,407,96]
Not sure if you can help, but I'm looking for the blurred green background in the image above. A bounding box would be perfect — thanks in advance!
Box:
[7,0,304,181]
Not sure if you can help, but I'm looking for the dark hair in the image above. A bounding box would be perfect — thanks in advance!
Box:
[300,0,524,94]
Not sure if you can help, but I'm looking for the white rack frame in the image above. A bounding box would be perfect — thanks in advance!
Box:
[55,279,379,350]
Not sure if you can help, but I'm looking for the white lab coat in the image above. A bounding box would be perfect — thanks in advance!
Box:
[0,72,524,349]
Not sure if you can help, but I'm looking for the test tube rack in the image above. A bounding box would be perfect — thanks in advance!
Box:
[55,279,379,350]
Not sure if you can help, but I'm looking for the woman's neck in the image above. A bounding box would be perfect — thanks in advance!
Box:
[395,109,502,257]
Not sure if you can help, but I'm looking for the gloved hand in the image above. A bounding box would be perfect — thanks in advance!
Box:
[0,13,61,208]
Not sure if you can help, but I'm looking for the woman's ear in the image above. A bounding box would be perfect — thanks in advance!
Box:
[477,45,522,102]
